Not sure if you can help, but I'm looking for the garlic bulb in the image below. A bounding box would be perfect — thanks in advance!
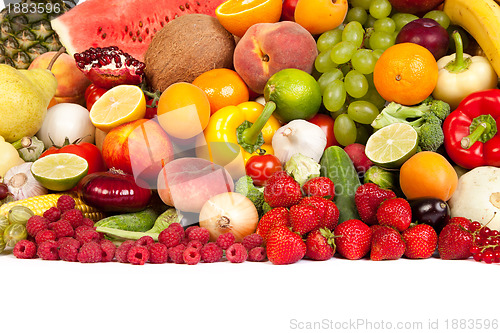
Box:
[271,119,327,164]
[3,162,47,200]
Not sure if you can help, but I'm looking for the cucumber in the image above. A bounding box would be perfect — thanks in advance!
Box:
[94,207,158,232]
[320,145,361,223]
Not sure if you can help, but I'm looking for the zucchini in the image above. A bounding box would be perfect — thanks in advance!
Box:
[94,207,158,232]
[320,146,361,223]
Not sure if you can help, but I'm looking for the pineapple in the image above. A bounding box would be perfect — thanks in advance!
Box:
[0,0,76,69]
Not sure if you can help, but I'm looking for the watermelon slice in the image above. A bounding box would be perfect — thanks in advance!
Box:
[51,0,226,61]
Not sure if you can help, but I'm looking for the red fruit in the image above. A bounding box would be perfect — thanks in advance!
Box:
[216,232,236,250]
[242,233,264,251]
[447,217,472,230]
[49,220,74,239]
[168,244,186,264]
[402,224,437,259]
[354,183,396,225]
[37,240,60,260]
[61,209,84,228]
[158,229,182,248]
[300,196,340,231]
[248,246,267,262]
[226,243,248,263]
[263,171,302,208]
[438,223,473,260]
[78,241,103,263]
[289,204,321,235]
[187,227,210,245]
[127,246,150,265]
[376,197,412,232]
[200,242,223,263]
[100,239,116,262]
[183,246,201,265]
[26,215,49,238]
[57,194,76,213]
[370,226,406,261]
[266,226,307,265]
[135,235,155,248]
[255,207,290,243]
[302,176,335,200]
[35,229,57,244]
[334,219,372,260]
[305,228,336,261]
[343,143,373,175]
[13,240,37,259]
[115,240,136,263]
[148,243,169,264]
[43,207,61,222]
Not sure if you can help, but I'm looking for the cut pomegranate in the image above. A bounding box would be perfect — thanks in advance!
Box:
[74,46,145,89]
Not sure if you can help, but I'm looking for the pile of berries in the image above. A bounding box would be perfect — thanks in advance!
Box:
[470,222,500,264]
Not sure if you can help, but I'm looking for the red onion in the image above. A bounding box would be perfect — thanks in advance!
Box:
[78,168,152,213]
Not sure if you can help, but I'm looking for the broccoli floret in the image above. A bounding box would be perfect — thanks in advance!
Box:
[371,97,449,152]
[234,176,265,216]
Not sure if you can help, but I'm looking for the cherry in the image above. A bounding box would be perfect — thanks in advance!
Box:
[0,183,9,200]
[482,249,494,264]
[470,245,481,255]
[480,227,492,238]
[469,221,482,232]
[473,252,483,262]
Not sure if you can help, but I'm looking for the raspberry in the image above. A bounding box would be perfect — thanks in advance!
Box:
[13,240,37,259]
[59,241,79,262]
[135,235,155,248]
[184,226,200,239]
[57,194,75,213]
[115,240,136,263]
[168,244,186,264]
[37,240,59,260]
[248,247,267,262]
[75,226,100,243]
[49,219,74,239]
[226,243,248,263]
[158,229,182,248]
[200,242,223,263]
[127,246,150,265]
[43,207,61,222]
[35,229,57,244]
[100,239,116,262]
[166,223,185,239]
[81,217,95,228]
[216,232,235,250]
[26,215,49,238]
[148,243,168,264]
[183,247,201,265]
[61,209,84,228]
[242,233,264,251]
[57,237,81,249]
[187,227,210,244]
[186,240,203,252]
[78,241,102,263]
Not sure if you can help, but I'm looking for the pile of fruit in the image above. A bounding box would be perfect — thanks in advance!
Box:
[0,0,499,265]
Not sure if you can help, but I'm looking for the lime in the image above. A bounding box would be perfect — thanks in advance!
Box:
[31,153,89,191]
[364,123,418,168]
[263,68,322,123]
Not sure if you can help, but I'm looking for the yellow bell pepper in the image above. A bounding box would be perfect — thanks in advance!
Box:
[196,101,281,178]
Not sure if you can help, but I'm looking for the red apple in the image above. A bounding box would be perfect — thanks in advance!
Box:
[102,118,174,187]
[388,0,444,16]
[281,0,299,21]
[396,18,449,59]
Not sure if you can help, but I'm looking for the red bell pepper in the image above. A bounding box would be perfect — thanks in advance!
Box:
[443,89,500,169]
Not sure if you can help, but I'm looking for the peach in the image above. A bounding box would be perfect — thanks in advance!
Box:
[233,21,318,94]
[157,158,234,213]
[28,52,91,106]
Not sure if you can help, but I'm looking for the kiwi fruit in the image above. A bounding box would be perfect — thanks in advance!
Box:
[144,14,236,92]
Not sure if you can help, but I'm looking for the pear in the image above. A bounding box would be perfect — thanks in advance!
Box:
[0,61,57,143]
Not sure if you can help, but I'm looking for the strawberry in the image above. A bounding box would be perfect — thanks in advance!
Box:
[255,207,290,244]
[263,171,302,208]
[354,183,396,225]
[289,204,321,235]
[302,176,335,200]
[266,226,307,265]
[376,197,412,232]
[402,224,437,259]
[305,228,336,261]
[300,196,340,231]
[370,225,405,261]
[447,217,472,230]
[333,219,372,260]
[438,222,473,260]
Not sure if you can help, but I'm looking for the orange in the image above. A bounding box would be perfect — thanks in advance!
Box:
[373,43,438,106]
[156,82,211,140]
[215,0,282,38]
[294,0,348,35]
[399,151,458,202]
[192,68,250,115]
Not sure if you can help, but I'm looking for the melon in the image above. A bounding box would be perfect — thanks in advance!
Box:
[50,0,226,61]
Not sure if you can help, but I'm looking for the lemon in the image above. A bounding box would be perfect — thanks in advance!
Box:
[89,85,146,132]
[31,153,89,191]
[263,68,322,123]
[365,123,418,168]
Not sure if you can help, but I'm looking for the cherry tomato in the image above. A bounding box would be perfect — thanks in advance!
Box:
[307,113,339,148]
[85,84,108,111]
[40,142,107,175]
[245,154,283,187]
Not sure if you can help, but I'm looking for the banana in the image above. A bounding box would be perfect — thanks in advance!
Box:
[443,0,500,77]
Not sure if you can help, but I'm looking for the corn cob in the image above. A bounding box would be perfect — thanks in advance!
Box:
[0,193,105,222]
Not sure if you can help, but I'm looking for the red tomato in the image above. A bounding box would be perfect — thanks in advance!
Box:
[40,142,107,175]
[245,154,283,187]
[85,84,108,111]
[307,113,339,148]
